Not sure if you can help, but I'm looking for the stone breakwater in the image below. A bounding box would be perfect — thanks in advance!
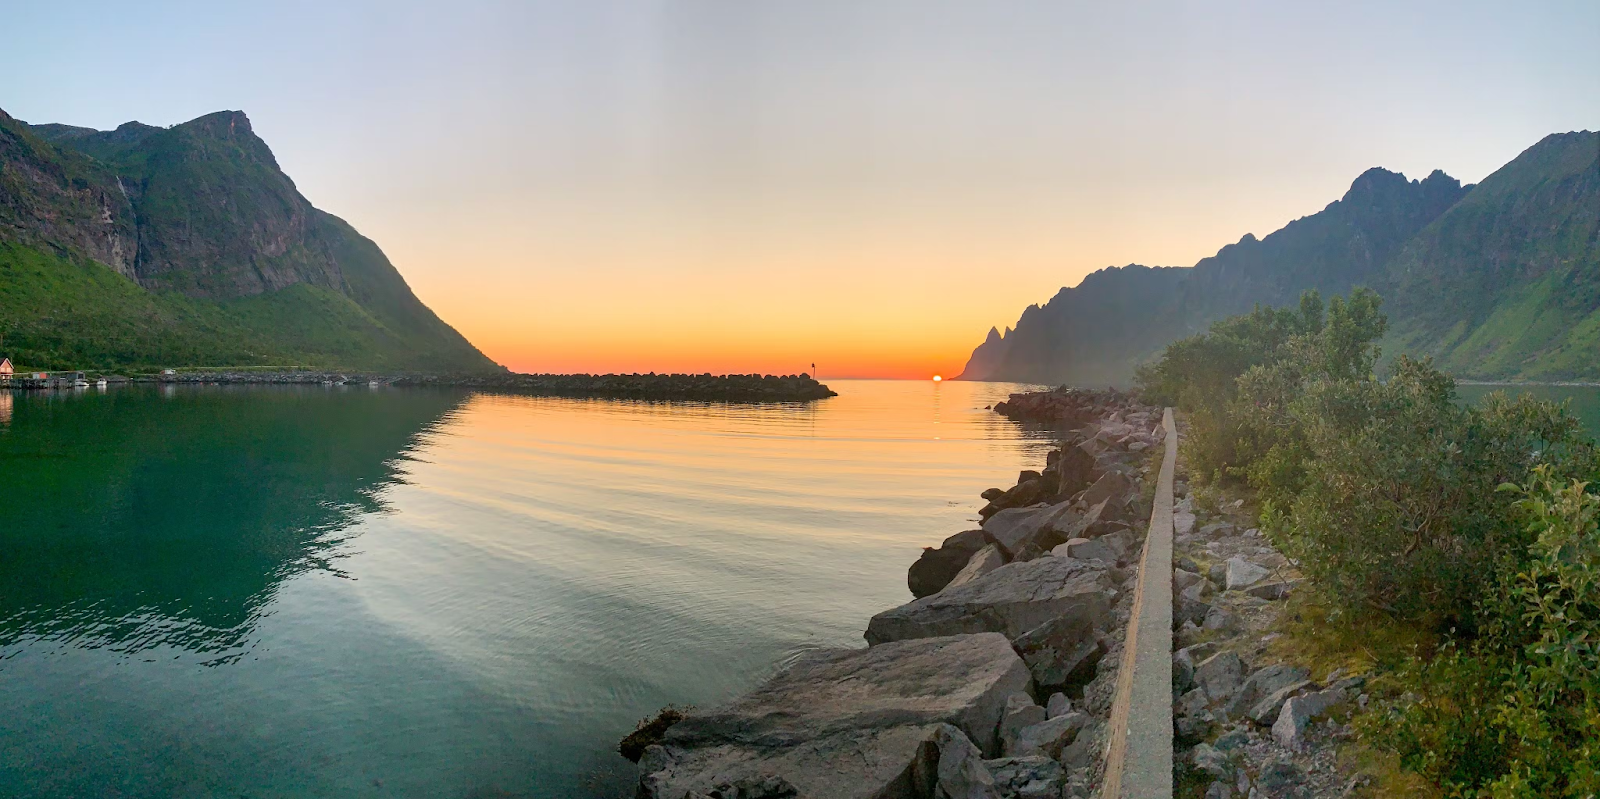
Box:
[630,388,1168,799]
[123,370,837,402]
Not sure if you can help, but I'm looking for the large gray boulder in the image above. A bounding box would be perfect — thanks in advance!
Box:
[865,557,1116,646]
[908,529,992,598]
[1079,471,1133,509]
[1224,557,1269,591]
[1010,609,1106,691]
[945,544,1007,591]
[980,503,1075,559]
[638,634,1031,798]
[1224,664,1311,720]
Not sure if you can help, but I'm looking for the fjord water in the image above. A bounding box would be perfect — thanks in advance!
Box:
[0,380,1054,798]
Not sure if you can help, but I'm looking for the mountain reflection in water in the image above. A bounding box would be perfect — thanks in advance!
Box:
[0,386,465,661]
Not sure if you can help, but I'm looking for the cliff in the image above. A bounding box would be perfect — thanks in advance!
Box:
[0,106,500,373]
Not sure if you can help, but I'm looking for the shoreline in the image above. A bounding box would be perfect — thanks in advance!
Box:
[630,387,1168,798]
[3,369,837,402]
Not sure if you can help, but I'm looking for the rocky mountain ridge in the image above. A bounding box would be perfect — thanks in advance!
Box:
[960,131,1599,385]
[0,106,499,373]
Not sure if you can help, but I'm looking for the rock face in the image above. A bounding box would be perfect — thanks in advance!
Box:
[946,544,1009,591]
[1224,557,1270,591]
[981,504,1074,560]
[0,106,500,373]
[908,530,993,598]
[638,633,1030,798]
[865,556,1115,646]
[1010,608,1105,691]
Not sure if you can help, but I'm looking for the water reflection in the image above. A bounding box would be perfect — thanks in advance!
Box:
[0,386,465,661]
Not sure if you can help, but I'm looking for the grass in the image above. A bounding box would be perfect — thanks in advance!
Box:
[0,242,484,373]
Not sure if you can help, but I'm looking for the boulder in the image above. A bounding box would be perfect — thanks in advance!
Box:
[1054,537,1111,563]
[1003,480,1046,510]
[1011,614,1105,690]
[1223,557,1269,591]
[1174,568,1206,596]
[934,725,1000,799]
[908,530,992,598]
[866,557,1115,645]
[1056,445,1098,497]
[981,504,1075,559]
[1247,680,1313,725]
[1272,687,1345,748]
[983,756,1064,799]
[1045,693,1072,719]
[1080,471,1133,510]
[1201,606,1238,633]
[1173,650,1196,694]
[1257,757,1304,793]
[1191,742,1232,781]
[1174,595,1210,629]
[980,488,1007,503]
[638,634,1030,797]
[1194,651,1245,703]
[1173,511,1197,538]
[1057,718,1103,771]
[998,694,1046,752]
[1246,581,1297,601]
[1224,664,1311,720]
[946,544,1007,591]
[1005,712,1089,759]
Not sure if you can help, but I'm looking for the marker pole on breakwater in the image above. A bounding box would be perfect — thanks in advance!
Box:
[1101,407,1176,798]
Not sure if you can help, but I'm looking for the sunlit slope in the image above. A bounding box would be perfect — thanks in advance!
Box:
[1,107,500,373]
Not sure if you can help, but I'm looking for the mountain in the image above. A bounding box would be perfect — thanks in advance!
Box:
[959,166,1470,385]
[1385,132,1600,379]
[959,131,1599,386]
[0,107,500,373]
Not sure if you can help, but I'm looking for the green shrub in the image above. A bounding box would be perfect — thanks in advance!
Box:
[1145,288,1600,794]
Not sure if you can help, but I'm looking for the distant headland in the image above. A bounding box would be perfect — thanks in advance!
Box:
[2,369,837,403]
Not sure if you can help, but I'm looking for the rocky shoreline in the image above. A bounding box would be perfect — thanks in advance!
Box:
[11,370,837,402]
[628,387,1167,799]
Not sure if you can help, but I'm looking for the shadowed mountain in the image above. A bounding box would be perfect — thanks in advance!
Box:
[959,165,1467,386]
[0,107,500,373]
[961,131,1599,386]
[0,386,466,659]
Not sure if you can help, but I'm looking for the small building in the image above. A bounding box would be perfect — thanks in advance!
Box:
[0,357,11,382]
[161,369,177,376]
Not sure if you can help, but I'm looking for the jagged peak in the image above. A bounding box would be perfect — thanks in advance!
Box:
[1342,166,1410,201]
[984,326,1003,344]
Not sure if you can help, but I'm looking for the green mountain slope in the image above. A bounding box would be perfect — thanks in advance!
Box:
[0,106,501,373]
[1384,131,1600,379]
[960,130,1599,385]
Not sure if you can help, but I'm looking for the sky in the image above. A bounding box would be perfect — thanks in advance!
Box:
[5,2,1598,378]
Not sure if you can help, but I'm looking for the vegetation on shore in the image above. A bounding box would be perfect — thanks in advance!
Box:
[1139,289,1600,797]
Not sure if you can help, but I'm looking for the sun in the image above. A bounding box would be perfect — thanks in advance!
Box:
[932,375,943,382]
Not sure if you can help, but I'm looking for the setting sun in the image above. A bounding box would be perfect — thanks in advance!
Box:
[932,375,942,382]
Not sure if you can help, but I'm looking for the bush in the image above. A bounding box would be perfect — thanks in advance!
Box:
[1142,288,1600,793]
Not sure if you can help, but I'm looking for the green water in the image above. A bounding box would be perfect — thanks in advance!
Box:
[0,380,1056,798]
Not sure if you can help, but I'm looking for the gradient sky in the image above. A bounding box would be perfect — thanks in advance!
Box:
[5,2,1597,378]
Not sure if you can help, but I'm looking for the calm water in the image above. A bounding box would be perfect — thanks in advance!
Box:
[0,379,1057,799]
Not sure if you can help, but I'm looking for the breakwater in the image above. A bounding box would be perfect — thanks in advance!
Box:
[630,387,1171,798]
[8,370,836,402]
